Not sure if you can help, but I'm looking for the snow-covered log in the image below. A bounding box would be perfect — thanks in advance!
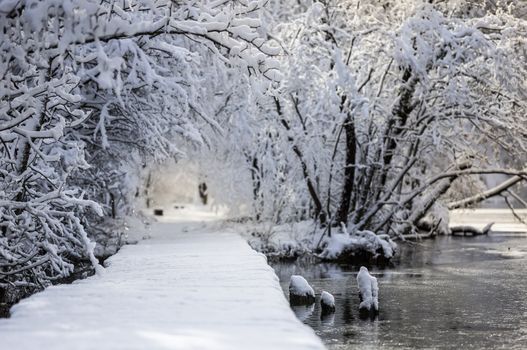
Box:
[320,291,335,314]
[448,174,526,210]
[289,275,315,305]
[451,222,494,236]
[356,267,379,316]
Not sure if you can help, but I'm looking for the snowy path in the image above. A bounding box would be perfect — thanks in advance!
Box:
[0,207,325,350]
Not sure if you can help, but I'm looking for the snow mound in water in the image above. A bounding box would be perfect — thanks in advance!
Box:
[357,266,379,313]
[320,291,335,312]
[289,275,315,297]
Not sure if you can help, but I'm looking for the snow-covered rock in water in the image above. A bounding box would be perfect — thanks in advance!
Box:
[320,291,335,313]
[289,275,315,305]
[356,266,379,315]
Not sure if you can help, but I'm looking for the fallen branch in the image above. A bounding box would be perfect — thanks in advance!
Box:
[448,173,526,209]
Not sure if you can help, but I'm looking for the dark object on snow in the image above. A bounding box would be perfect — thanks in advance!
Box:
[198,182,208,205]
[451,222,494,236]
[289,275,315,305]
[174,205,185,209]
[153,209,164,216]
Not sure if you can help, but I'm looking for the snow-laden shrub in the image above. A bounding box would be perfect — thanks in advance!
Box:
[239,220,397,263]
[244,221,316,258]
[318,230,397,262]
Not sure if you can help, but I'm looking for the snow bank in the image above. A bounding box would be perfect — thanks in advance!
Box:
[238,220,397,263]
[356,266,379,315]
[0,209,325,350]
[241,220,316,258]
[289,275,315,305]
[320,291,335,313]
[318,230,397,263]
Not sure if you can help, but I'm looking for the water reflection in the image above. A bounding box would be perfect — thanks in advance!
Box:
[321,310,335,326]
[271,234,527,349]
[292,304,315,322]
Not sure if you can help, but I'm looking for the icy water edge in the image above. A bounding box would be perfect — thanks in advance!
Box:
[271,234,527,350]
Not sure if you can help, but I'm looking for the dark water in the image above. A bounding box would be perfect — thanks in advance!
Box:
[271,234,527,349]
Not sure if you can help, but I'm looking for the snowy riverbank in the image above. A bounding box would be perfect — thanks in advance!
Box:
[237,220,397,263]
[0,206,325,350]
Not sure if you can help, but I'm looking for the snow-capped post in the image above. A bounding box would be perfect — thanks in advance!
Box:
[356,267,379,317]
[289,275,315,305]
[320,291,335,314]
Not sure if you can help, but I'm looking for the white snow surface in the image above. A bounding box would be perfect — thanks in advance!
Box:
[0,205,325,350]
[289,275,315,297]
[356,266,379,311]
[320,291,335,308]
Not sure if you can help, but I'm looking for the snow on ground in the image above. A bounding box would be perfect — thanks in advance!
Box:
[0,205,325,350]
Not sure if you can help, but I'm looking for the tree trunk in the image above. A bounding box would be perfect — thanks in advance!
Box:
[377,68,417,195]
[249,156,262,220]
[448,175,525,209]
[274,97,326,224]
[334,115,356,225]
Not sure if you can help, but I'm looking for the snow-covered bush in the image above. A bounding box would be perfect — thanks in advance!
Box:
[238,220,397,263]
[318,230,397,264]
[243,221,317,258]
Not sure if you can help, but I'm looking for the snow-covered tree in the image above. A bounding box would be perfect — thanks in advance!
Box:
[0,0,279,288]
[210,0,527,242]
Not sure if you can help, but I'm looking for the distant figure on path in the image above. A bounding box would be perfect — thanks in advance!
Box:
[198,182,208,205]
